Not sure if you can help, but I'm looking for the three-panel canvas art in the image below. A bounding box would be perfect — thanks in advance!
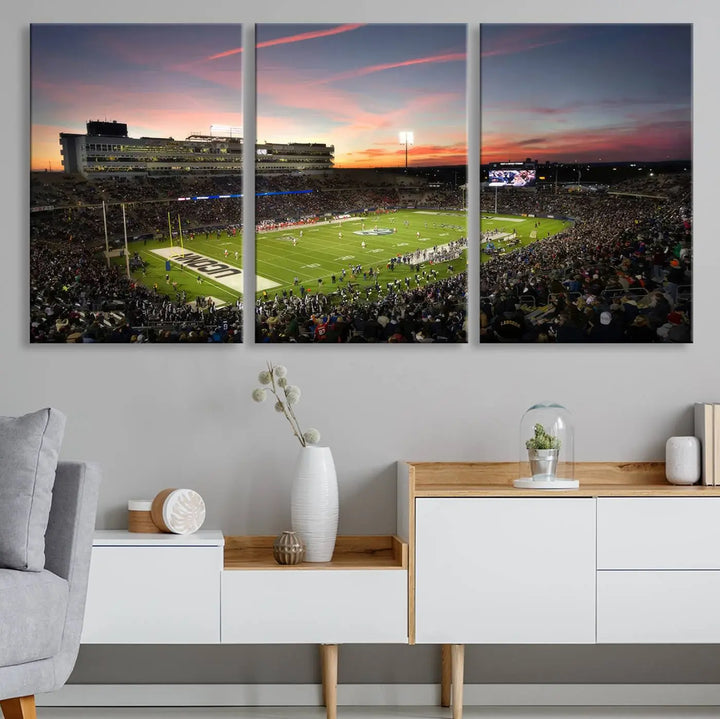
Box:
[30,24,692,344]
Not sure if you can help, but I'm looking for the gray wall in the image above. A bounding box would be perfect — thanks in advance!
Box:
[7,0,720,686]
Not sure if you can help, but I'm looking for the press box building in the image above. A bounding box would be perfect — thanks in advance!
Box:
[59,121,334,177]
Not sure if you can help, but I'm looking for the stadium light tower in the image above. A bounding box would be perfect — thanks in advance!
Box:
[399,131,414,170]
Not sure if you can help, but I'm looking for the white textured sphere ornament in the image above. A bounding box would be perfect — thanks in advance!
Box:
[665,436,701,485]
[151,488,206,534]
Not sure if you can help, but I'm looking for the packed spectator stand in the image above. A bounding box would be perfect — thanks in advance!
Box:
[480,174,692,342]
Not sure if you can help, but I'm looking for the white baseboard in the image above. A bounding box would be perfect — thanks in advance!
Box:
[37,684,720,707]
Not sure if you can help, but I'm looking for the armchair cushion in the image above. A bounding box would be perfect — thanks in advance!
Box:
[0,568,68,667]
[0,408,66,570]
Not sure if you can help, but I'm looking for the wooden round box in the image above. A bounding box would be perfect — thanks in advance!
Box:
[151,488,206,535]
[128,499,161,533]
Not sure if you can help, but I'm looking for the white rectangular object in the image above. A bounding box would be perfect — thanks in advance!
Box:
[597,570,720,642]
[597,497,720,569]
[221,569,407,643]
[82,545,222,643]
[414,498,596,644]
[92,529,225,546]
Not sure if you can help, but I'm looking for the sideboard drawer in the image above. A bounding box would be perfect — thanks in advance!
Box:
[597,498,720,570]
[82,545,222,643]
[221,569,407,643]
[597,570,720,642]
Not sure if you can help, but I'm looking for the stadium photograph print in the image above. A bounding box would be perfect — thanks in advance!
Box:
[30,24,244,343]
[255,23,468,343]
[480,24,692,344]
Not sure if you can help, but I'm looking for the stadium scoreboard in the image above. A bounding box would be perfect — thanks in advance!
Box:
[488,161,537,188]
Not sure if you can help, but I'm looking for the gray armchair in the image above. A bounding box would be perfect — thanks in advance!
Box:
[0,462,101,719]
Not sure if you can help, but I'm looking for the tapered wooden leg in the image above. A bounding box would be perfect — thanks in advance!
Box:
[320,644,338,719]
[320,644,327,706]
[441,644,452,707]
[1,695,37,719]
[451,644,464,719]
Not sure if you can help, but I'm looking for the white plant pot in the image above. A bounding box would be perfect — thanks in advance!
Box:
[291,446,339,562]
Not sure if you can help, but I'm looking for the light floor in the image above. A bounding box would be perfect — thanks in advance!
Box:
[37,708,720,719]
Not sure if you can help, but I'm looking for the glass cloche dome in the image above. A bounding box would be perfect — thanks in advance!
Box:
[515,402,577,489]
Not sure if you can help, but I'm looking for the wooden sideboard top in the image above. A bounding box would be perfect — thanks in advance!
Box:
[405,461,720,497]
[224,535,408,570]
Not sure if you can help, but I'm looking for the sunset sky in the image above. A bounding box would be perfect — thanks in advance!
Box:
[31,24,690,172]
[256,24,467,168]
[31,24,242,171]
[482,24,692,164]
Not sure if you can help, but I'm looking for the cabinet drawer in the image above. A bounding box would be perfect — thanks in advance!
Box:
[82,546,221,643]
[597,498,720,569]
[597,571,720,642]
[221,570,407,643]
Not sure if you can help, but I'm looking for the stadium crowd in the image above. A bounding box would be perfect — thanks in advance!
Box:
[480,175,692,343]
[255,272,467,343]
[30,241,243,343]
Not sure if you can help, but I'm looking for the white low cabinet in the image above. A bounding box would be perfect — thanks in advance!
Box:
[81,530,224,644]
[222,569,407,643]
[415,498,596,644]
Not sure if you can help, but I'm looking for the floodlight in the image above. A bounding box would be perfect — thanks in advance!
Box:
[399,131,414,169]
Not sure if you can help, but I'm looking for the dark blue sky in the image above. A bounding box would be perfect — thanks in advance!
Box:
[482,24,692,163]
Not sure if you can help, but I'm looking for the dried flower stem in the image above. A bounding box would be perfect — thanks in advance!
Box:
[267,362,307,447]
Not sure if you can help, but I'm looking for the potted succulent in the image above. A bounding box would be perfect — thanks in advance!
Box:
[525,423,561,480]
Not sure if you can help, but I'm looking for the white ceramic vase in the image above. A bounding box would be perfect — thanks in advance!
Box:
[291,446,338,562]
[665,436,701,485]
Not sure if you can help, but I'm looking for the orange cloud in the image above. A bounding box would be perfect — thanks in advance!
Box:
[481,39,565,59]
[208,24,365,61]
[337,142,466,168]
[314,52,466,85]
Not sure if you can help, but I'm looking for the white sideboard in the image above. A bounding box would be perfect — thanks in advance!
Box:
[80,464,720,719]
[81,532,407,719]
[399,461,720,719]
[83,533,407,646]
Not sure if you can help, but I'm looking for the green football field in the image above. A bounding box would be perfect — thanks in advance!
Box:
[115,209,467,304]
[481,214,572,262]
[113,210,567,304]
[112,228,244,307]
[256,210,466,299]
